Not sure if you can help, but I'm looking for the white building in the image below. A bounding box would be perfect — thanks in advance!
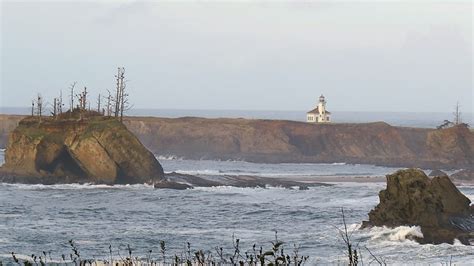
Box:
[307,95,331,123]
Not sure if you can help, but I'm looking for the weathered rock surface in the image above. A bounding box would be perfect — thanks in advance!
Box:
[123,117,473,169]
[0,117,164,184]
[363,169,474,244]
[156,172,329,190]
[1,115,473,169]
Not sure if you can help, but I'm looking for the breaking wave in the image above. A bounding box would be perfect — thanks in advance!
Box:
[365,225,424,242]
[0,183,154,190]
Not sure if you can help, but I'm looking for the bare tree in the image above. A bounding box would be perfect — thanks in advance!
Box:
[69,82,77,113]
[36,94,43,123]
[59,90,64,115]
[119,80,132,122]
[83,87,88,110]
[31,100,35,117]
[97,93,101,113]
[52,97,58,118]
[114,67,125,118]
[106,90,112,117]
[453,102,462,125]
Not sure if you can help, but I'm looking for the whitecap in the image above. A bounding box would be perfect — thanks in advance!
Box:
[364,225,423,242]
[1,183,154,190]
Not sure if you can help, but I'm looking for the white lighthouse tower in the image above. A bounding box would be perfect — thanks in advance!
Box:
[306,94,331,123]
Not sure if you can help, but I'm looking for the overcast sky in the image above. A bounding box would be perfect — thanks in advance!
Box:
[1,1,472,113]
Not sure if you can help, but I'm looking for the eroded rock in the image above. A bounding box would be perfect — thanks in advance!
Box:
[0,117,164,184]
[363,168,474,244]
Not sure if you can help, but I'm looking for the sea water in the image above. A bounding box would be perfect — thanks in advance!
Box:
[0,150,473,264]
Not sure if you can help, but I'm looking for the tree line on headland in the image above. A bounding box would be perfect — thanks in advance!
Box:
[29,67,131,123]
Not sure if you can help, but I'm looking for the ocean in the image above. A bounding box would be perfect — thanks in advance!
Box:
[1,150,473,264]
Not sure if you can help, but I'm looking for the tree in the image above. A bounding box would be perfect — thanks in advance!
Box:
[120,81,133,122]
[36,94,43,123]
[106,90,112,117]
[114,67,125,118]
[69,82,77,113]
[453,102,462,125]
[59,90,64,115]
[52,97,58,118]
[75,87,88,120]
[97,93,101,113]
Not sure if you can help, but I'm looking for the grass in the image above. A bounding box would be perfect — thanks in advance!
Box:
[14,114,124,143]
[10,233,309,266]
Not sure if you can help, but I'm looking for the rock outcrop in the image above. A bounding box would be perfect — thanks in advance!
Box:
[0,117,164,184]
[363,169,474,244]
[158,172,329,190]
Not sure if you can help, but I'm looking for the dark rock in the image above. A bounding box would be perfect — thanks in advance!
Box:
[153,180,192,190]
[363,168,474,245]
[162,172,329,189]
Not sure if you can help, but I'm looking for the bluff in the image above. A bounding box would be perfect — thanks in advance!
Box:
[0,116,164,184]
[122,117,473,169]
[363,169,474,244]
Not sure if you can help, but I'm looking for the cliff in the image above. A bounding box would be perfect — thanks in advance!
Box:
[363,169,473,244]
[0,116,164,184]
[123,117,473,169]
[1,115,473,169]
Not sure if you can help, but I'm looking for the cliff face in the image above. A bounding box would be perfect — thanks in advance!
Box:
[364,169,473,244]
[123,117,473,169]
[0,117,164,184]
[1,115,473,169]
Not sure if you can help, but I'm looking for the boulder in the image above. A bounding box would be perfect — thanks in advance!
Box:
[363,168,474,244]
[0,117,164,184]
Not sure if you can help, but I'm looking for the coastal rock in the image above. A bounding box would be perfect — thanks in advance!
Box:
[363,169,474,244]
[161,172,329,190]
[0,117,164,184]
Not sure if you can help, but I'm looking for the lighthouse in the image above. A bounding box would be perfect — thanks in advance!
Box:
[306,95,331,123]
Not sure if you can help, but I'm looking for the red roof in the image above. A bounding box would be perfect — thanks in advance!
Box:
[307,107,319,114]
[307,107,331,114]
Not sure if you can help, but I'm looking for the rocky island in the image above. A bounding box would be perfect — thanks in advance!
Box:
[363,169,474,245]
[0,113,165,184]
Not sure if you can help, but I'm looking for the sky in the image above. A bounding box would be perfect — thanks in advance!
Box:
[0,0,472,114]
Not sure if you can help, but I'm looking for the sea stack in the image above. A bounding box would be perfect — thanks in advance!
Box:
[363,168,474,245]
[0,115,164,184]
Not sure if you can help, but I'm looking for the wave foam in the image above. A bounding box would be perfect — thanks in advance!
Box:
[367,225,423,242]
[0,183,154,190]
[156,155,183,160]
